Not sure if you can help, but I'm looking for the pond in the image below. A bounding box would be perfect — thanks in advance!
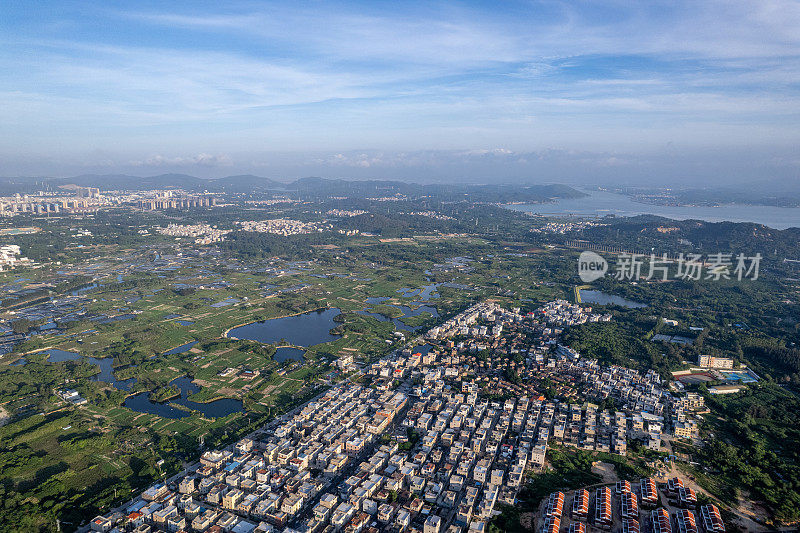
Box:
[226,308,342,347]
[211,297,240,308]
[579,289,647,308]
[70,283,98,296]
[163,341,199,355]
[274,346,306,363]
[44,349,137,391]
[123,376,244,419]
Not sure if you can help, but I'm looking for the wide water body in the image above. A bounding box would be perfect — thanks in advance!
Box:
[226,308,342,347]
[506,189,800,229]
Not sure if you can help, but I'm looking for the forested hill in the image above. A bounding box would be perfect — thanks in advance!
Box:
[579,215,800,257]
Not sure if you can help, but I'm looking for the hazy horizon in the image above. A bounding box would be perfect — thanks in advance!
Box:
[3,154,800,193]
[2,1,799,186]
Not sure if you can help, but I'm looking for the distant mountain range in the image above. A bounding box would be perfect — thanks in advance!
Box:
[0,174,585,203]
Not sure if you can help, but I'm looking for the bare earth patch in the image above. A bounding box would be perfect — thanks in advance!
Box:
[591,461,618,484]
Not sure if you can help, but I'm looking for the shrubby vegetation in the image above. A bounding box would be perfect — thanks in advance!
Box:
[701,384,800,522]
[563,319,683,378]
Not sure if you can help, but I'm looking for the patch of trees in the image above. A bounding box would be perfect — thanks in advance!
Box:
[562,321,682,378]
[742,337,800,378]
[703,384,800,522]
[219,231,344,259]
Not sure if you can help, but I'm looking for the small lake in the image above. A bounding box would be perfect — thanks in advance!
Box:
[226,308,342,347]
[579,289,647,308]
[44,349,137,391]
[274,346,305,363]
[123,376,243,419]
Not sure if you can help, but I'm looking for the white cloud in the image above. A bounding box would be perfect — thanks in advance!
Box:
[1,0,799,174]
[129,153,232,168]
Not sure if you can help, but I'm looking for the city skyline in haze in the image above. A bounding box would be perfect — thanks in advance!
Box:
[1,1,799,186]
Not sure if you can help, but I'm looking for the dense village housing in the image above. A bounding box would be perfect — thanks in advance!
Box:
[90,300,716,533]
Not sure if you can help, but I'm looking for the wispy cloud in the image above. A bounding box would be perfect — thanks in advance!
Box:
[0,0,798,178]
[129,153,232,168]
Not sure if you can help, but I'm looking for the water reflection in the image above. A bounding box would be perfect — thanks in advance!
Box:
[44,349,137,391]
[274,346,306,363]
[226,308,342,347]
[123,376,243,419]
[579,289,647,308]
[163,341,199,355]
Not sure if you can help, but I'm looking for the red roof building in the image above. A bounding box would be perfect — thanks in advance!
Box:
[700,504,725,533]
[640,477,659,506]
[594,486,612,528]
[651,508,672,533]
[622,518,641,533]
[621,490,639,519]
[676,509,698,533]
[545,491,565,517]
[572,488,589,520]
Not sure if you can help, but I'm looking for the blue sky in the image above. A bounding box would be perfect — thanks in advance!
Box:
[1,0,799,184]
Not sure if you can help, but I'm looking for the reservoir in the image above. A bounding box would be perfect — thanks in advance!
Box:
[226,308,342,347]
[506,189,800,230]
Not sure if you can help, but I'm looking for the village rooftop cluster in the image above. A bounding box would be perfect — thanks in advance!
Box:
[237,220,332,236]
[535,477,725,533]
[89,298,728,533]
[157,225,232,245]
